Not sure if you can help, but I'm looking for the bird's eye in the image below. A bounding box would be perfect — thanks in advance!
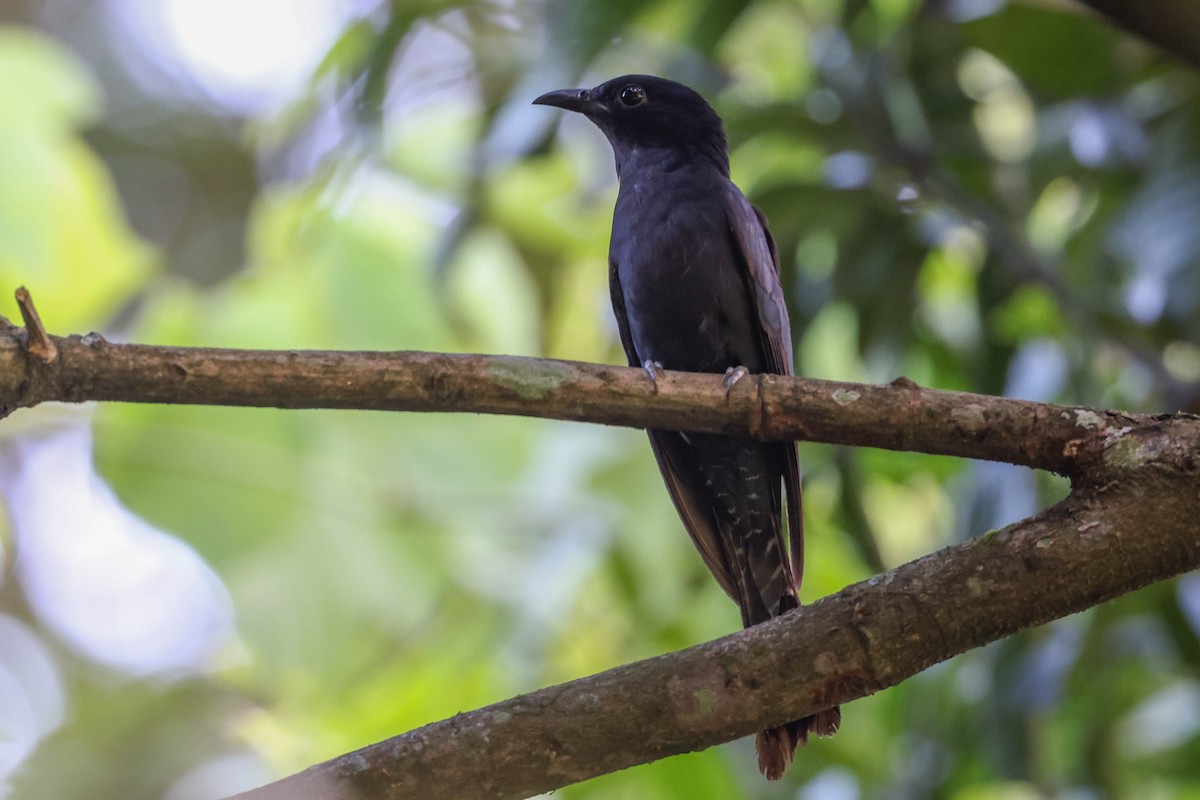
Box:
[619,84,646,107]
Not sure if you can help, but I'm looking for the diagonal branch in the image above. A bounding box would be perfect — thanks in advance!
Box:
[227,412,1200,799]
[0,327,1165,475]
[4,299,1197,798]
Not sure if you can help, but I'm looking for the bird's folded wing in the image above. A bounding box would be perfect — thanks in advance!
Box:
[647,430,741,602]
[724,185,795,378]
[724,184,805,586]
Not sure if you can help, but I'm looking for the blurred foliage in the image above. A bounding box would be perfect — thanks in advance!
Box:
[0,0,1198,799]
[0,28,154,328]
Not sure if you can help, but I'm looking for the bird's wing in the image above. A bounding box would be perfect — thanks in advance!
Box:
[724,185,794,377]
[724,185,805,587]
[646,431,740,602]
[608,257,640,369]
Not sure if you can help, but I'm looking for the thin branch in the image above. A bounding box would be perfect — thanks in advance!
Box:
[228,412,1200,799]
[0,328,1165,475]
[14,286,56,363]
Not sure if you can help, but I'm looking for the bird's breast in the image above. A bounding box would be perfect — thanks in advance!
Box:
[610,174,765,375]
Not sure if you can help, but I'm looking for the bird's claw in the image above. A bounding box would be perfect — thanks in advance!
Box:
[642,359,665,393]
[723,365,749,398]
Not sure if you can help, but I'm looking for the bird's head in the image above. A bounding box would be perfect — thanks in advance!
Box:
[533,74,729,175]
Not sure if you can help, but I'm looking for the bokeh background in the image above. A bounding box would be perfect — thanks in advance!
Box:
[0,1,1198,798]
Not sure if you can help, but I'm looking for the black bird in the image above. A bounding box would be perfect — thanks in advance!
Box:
[534,75,840,779]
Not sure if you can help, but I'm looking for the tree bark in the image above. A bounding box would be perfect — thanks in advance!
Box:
[0,329,1156,476]
[1,312,1196,799]
[225,413,1200,799]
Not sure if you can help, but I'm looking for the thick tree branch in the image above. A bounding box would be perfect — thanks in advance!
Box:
[1072,0,1200,69]
[0,327,1161,475]
[228,412,1200,799]
[4,302,1197,798]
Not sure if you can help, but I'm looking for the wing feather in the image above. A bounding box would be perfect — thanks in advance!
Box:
[724,185,805,589]
[646,431,740,601]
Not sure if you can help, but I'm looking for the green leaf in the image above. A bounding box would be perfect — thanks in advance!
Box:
[0,29,153,329]
[960,5,1127,99]
[0,27,102,129]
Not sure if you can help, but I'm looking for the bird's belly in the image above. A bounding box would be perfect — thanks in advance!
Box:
[614,205,765,374]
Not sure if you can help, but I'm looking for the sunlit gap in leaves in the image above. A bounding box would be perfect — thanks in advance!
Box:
[105,0,353,114]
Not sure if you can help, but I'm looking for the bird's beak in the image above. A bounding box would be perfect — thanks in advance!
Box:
[532,88,593,113]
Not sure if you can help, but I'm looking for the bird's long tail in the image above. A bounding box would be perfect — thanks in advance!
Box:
[753,591,842,780]
[683,434,841,779]
[756,708,842,780]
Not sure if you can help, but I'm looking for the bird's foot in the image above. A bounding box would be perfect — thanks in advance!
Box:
[642,360,666,393]
[723,365,749,398]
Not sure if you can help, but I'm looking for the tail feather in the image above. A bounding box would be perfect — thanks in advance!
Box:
[747,563,841,779]
[648,432,840,779]
[755,724,799,782]
[756,707,842,781]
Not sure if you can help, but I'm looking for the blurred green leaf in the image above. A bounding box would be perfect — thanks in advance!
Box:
[0,27,101,129]
[989,284,1066,343]
[961,5,1128,99]
[0,28,154,329]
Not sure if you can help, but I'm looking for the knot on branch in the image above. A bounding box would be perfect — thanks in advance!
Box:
[15,286,57,364]
[0,288,67,416]
[1071,414,1200,491]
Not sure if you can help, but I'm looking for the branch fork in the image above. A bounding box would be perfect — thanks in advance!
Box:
[0,290,1195,799]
